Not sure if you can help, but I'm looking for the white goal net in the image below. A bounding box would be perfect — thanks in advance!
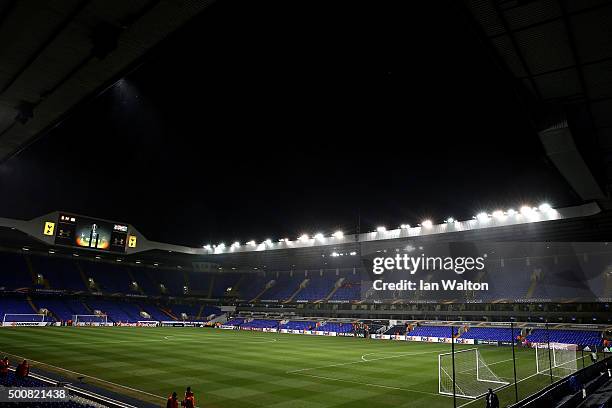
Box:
[72,314,109,326]
[535,342,578,379]
[439,348,509,399]
[2,314,47,326]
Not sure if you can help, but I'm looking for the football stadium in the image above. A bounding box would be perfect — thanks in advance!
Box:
[1,1,612,408]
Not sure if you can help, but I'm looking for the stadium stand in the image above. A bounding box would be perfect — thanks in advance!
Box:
[211,273,242,297]
[29,256,87,291]
[384,325,408,335]
[329,275,361,301]
[0,296,38,318]
[80,262,134,294]
[318,322,353,333]
[85,299,137,323]
[33,298,89,321]
[279,320,316,330]
[128,267,161,296]
[526,329,603,347]
[295,274,337,301]
[169,303,202,320]
[237,274,270,300]
[138,303,170,321]
[0,253,32,289]
[241,319,279,329]
[408,326,458,337]
[260,273,303,301]
[225,317,246,326]
[186,271,211,296]
[0,369,111,408]
[460,327,516,342]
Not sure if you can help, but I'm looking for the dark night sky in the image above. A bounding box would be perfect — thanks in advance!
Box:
[0,0,576,247]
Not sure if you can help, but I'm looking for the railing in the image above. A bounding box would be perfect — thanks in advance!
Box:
[509,356,612,408]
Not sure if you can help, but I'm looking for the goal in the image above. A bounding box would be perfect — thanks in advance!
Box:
[72,314,108,326]
[439,348,509,399]
[2,314,47,326]
[535,343,578,379]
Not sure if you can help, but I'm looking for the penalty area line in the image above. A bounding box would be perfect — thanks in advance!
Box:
[291,372,470,400]
[288,348,448,374]
[456,370,544,408]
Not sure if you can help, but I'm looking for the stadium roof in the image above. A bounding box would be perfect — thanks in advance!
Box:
[0,0,212,163]
[464,0,612,201]
[1,202,610,271]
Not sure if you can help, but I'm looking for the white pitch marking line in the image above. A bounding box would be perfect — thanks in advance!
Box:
[292,372,471,400]
[456,370,545,408]
[288,348,447,373]
[0,333,278,349]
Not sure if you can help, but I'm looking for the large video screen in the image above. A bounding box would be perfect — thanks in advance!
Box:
[55,214,129,253]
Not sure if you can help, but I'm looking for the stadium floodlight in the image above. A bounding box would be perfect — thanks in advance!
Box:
[538,203,551,212]
[332,230,344,239]
[421,220,433,229]
[376,226,386,233]
[539,203,557,216]
[476,212,489,222]
[492,210,504,219]
[314,233,325,241]
[298,234,310,242]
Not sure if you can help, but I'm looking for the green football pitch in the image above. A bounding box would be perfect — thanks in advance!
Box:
[0,327,592,407]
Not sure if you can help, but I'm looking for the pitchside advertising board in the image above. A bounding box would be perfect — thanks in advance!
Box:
[44,213,137,253]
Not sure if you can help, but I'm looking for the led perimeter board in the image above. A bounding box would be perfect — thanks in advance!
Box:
[54,214,129,253]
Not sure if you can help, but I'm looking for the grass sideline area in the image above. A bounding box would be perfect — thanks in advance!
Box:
[0,327,595,407]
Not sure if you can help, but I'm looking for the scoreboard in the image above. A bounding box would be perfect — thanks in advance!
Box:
[51,214,133,253]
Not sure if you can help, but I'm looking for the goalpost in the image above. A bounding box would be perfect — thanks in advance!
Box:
[2,314,47,326]
[535,342,578,379]
[439,348,509,399]
[72,314,108,326]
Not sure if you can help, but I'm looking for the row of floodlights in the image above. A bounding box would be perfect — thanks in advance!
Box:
[203,203,556,251]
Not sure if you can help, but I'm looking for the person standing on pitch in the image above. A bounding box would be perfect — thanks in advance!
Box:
[0,357,9,384]
[485,388,499,408]
[167,392,179,408]
[15,360,29,384]
[182,386,195,408]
